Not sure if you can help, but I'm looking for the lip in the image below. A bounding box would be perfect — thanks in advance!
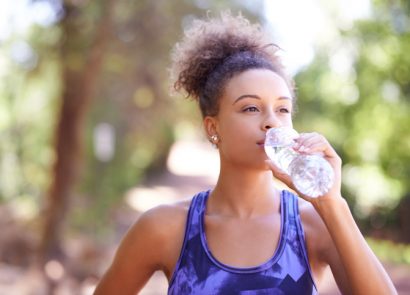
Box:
[256,139,265,147]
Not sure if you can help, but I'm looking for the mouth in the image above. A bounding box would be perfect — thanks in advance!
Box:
[257,139,265,147]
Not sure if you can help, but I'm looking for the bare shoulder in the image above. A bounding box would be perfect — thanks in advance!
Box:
[136,199,191,231]
[135,199,191,243]
[93,198,193,294]
[127,200,190,255]
[297,198,332,262]
[115,199,192,274]
[125,198,192,276]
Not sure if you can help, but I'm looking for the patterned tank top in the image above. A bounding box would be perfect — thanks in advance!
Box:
[168,190,318,295]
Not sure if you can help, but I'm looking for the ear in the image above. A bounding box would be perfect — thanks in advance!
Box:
[203,116,219,138]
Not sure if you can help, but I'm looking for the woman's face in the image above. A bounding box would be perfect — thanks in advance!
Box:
[206,68,294,170]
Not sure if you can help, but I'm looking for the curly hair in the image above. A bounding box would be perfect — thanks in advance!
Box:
[170,12,295,117]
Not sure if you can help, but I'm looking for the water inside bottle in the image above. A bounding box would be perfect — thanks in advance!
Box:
[264,145,296,174]
[289,155,334,198]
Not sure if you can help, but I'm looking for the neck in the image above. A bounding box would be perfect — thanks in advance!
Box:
[209,162,280,218]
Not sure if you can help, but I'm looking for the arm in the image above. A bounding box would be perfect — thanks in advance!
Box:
[316,196,396,295]
[267,132,397,295]
[93,205,184,295]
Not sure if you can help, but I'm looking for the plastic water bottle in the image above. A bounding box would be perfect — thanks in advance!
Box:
[264,127,334,198]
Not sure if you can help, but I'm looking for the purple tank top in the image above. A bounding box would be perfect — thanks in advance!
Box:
[168,190,318,295]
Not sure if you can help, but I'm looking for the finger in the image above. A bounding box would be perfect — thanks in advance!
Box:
[295,141,340,170]
[293,133,319,150]
[294,134,338,158]
[295,133,325,148]
[296,141,327,155]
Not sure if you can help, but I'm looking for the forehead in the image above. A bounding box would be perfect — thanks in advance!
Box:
[222,69,292,101]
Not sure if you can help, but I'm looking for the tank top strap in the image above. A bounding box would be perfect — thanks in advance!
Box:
[282,190,316,287]
[282,190,298,223]
[167,190,210,289]
[185,190,210,241]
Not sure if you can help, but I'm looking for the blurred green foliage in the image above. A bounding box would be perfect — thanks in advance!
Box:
[294,0,410,227]
[0,23,62,219]
[367,237,410,265]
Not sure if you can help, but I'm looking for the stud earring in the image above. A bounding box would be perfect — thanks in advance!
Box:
[210,134,219,143]
[209,134,219,148]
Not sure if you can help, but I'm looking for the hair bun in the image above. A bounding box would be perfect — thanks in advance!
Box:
[170,12,293,117]
[171,12,278,98]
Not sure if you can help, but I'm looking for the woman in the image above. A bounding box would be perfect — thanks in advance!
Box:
[94,13,397,294]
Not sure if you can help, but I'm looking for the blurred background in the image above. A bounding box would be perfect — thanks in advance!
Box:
[0,0,409,294]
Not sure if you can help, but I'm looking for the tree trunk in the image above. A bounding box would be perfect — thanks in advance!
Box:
[39,0,114,265]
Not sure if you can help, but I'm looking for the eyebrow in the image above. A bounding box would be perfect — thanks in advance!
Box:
[232,94,291,105]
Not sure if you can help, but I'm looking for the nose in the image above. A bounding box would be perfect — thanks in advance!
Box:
[262,111,281,131]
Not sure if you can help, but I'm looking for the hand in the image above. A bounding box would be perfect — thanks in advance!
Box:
[266,132,343,203]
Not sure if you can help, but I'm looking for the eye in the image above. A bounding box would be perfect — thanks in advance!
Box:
[279,108,290,113]
[277,107,291,114]
[243,106,259,112]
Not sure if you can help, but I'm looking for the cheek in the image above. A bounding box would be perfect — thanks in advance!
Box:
[219,122,256,152]
[218,115,250,137]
